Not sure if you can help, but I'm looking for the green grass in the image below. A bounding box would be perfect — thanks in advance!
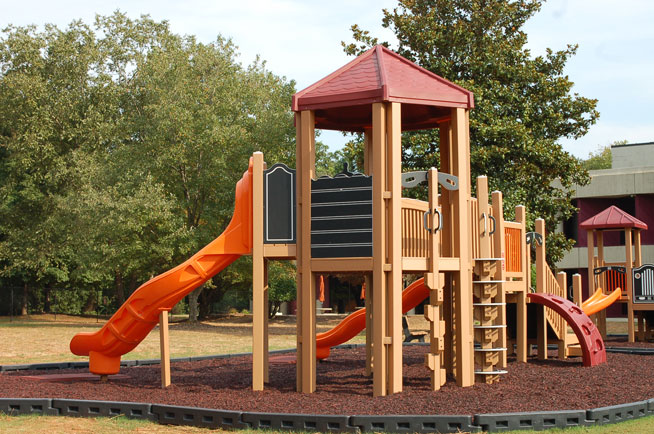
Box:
[3,413,654,433]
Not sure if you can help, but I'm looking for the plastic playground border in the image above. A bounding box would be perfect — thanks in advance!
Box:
[2,343,654,433]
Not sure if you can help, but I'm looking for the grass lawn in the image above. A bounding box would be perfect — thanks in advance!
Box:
[0,314,646,433]
[0,313,366,365]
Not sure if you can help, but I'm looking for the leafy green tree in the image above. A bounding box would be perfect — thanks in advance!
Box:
[582,140,627,170]
[343,0,599,263]
[267,261,296,319]
[0,21,117,308]
[0,13,297,317]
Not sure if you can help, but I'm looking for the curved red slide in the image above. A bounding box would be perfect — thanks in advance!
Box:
[316,278,429,359]
[527,292,606,367]
[70,161,254,375]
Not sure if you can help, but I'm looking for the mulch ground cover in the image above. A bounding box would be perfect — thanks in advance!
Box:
[2,340,654,416]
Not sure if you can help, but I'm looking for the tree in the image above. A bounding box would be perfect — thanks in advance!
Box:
[343,0,600,263]
[267,261,296,319]
[582,140,627,170]
[0,13,297,317]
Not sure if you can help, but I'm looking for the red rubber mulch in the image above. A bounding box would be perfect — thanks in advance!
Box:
[2,343,654,416]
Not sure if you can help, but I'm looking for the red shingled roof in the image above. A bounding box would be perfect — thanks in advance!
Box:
[579,206,648,230]
[292,45,474,132]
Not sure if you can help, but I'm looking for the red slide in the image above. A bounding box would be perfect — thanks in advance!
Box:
[316,278,429,359]
[527,292,606,367]
[70,161,254,375]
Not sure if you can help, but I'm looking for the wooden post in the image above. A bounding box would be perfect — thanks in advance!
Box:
[365,274,373,376]
[252,152,266,391]
[515,206,527,363]
[371,102,387,396]
[626,227,635,342]
[426,167,445,390]
[587,230,595,302]
[451,107,474,387]
[572,274,582,306]
[159,310,171,388]
[363,129,373,378]
[556,271,567,359]
[296,110,317,393]
[535,219,547,360]
[438,121,454,376]
[386,102,403,394]
[491,190,508,367]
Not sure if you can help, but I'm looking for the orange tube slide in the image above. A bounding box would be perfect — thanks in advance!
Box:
[582,287,622,316]
[70,161,254,375]
[316,278,429,359]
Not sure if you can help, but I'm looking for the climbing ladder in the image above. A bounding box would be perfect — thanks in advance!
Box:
[471,177,507,383]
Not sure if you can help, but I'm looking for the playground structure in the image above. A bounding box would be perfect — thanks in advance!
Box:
[579,205,653,341]
[70,46,613,396]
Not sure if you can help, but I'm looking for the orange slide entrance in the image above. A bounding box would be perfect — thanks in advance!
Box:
[581,288,622,316]
[316,278,430,359]
[70,161,255,375]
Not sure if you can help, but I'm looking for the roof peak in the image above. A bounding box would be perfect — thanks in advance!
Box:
[292,45,474,132]
[580,205,648,230]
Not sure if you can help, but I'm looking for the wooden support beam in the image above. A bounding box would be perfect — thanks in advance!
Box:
[252,152,266,391]
[626,227,635,342]
[296,110,317,393]
[556,271,567,359]
[438,120,454,376]
[451,107,474,387]
[159,310,171,388]
[535,219,547,360]
[372,102,387,396]
[386,102,403,394]
[492,190,508,367]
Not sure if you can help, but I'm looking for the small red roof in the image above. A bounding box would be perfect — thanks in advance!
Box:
[579,206,648,230]
[292,45,474,132]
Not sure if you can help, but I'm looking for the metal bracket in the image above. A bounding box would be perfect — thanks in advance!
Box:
[401,171,459,191]
[526,232,543,247]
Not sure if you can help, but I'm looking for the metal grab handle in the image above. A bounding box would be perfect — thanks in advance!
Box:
[433,209,442,233]
[423,210,431,232]
[481,213,488,235]
[489,215,496,235]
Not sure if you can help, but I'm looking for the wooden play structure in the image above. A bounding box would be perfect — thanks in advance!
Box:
[579,205,653,342]
[70,45,610,397]
[249,46,605,396]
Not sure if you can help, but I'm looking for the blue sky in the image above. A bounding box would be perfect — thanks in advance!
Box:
[2,0,653,158]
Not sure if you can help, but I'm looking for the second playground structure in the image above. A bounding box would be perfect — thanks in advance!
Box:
[71,46,626,397]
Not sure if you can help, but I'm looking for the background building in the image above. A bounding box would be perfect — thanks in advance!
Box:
[556,142,654,315]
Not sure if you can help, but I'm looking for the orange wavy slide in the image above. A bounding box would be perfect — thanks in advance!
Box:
[316,278,430,359]
[581,287,622,316]
[70,161,254,375]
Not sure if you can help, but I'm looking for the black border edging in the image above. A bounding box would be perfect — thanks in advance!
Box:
[3,396,654,432]
[3,345,654,432]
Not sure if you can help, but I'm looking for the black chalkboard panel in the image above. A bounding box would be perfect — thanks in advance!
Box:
[633,264,654,303]
[263,163,296,244]
[311,173,373,258]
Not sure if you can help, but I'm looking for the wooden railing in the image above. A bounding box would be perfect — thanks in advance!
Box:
[470,197,481,259]
[401,198,429,258]
[542,265,567,340]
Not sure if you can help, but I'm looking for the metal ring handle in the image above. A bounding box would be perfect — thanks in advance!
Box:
[423,210,431,232]
[489,215,496,235]
[433,209,442,233]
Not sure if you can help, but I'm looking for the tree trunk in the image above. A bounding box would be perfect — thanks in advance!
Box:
[21,283,28,316]
[115,272,125,306]
[188,286,203,322]
[43,286,51,313]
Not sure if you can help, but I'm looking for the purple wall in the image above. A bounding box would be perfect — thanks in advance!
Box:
[635,194,654,244]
